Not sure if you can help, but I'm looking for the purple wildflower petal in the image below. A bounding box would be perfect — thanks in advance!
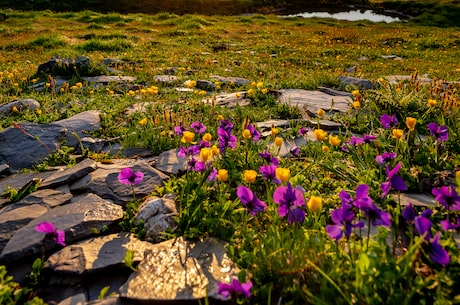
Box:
[35,222,55,234]
[288,207,306,224]
[402,203,416,224]
[190,121,206,134]
[390,175,407,191]
[326,224,344,241]
[55,230,66,247]
[428,232,450,266]
[208,168,217,182]
[118,168,144,185]
[415,214,432,240]
[237,186,266,216]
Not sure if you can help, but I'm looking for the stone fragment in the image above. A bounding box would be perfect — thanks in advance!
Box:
[256,119,291,131]
[0,193,123,264]
[155,148,186,175]
[136,195,178,242]
[10,189,72,210]
[56,293,86,305]
[86,160,169,205]
[386,75,433,85]
[308,119,343,130]
[394,193,437,207]
[203,92,251,107]
[0,171,55,195]
[196,79,216,91]
[338,76,375,90]
[81,75,136,86]
[0,164,10,176]
[119,237,239,302]
[39,158,97,189]
[278,89,352,114]
[152,75,178,83]
[37,56,90,77]
[0,204,48,253]
[53,110,101,148]
[0,99,41,115]
[46,233,156,274]
[209,75,250,86]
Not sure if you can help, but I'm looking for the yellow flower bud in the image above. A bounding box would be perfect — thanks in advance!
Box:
[211,145,220,156]
[11,106,18,113]
[200,147,212,162]
[202,133,212,142]
[392,128,404,140]
[244,170,257,183]
[313,129,327,142]
[274,137,283,146]
[317,108,325,117]
[181,131,195,143]
[256,81,263,89]
[247,89,254,95]
[428,99,437,107]
[405,117,417,131]
[217,169,228,182]
[276,167,290,183]
[217,114,224,121]
[352,90,360,96]
[243,129,252,139]
[271,127,279,136]
[322,145,330,153]
[138,118,147,126]
[353,101,361,109]
[328,135,341,147]
[307,195,323,212]
[262,88,268,94]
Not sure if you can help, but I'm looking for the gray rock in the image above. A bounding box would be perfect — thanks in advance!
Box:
[209,75,251,86]
[10,188,72,210]
[81,76,136,85]
[0,164,9,176]
[203,92,251,107]
[0,122,65,171]
[0,99,41,115]
[196,79,216,91]
[386,75,432,85]
[119,237,239,302]
[338,76,374,90]
[0,171,54,195]
[53,110,101,148]
[155,148,186,175]
[278,89,352,114]
[39,158,97,189]
[0,204,48,253]
[394,193,436,207]
[56,293,86,305]
[46,233,156,274]
[152,75,178,83]
[136,195,178,242]
[0,193,123,264]
[307,119,343,130]
[86,160,169,205]
[256,119,291,130]
[37,56,90,77]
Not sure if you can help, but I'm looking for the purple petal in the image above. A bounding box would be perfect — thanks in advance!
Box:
[236,186,253,204]
[55,230,66,246]
[428,232,450,266]
[415,215,432,239]
[402,203,416,223]
[326,224,344,241]
[390,175,407,191]
[35,222,55,234]
[288,208,305,224]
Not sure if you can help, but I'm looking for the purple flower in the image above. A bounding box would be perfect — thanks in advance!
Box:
[298,126,309,136]
[351,184,391,227]
[208,168,217,182]
[246,124,261,142]
[218,120,237,153]
[259,151,279,166]
[35,222,66,247]
[290,146,299,157]
[380,162,407,197]
[326,202,364,242]
[427,122,448,142]
[427,232,450,266]
[441,217,460,231]
[402,203,416,225]
[432,186,460,211]
[190,121,206,134]
[380,114,398,129]
[375,152,397,166]
[187,157,205,172]
[236,186,267,216]
[362,134,377,143]
[178,145,201,159]
[174,125,186,136]
[217,279,252,299]
[259,164,280,183]
[118,167,144,185]
[273,183,306,224]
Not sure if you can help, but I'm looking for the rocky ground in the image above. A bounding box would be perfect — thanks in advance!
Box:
[0,56,458,305]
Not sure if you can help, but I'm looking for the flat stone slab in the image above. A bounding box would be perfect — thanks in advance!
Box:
[152,75,178,83]
[0,171,55,195]
[39,158,97,189]
[0,193,123,264]
[278,89,352,114]
[155,148,186,175]
[7,189,72,210]
[119,237,239,302]
[203,92,251,107]
[209,75,250,86]
[338,76,374,90]
[395,193,437,207]
[81,76,136,84]
[53,110,102,148]
[0,99,41,115]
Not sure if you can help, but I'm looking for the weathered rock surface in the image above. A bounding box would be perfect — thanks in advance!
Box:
[279,89,352,115]
[155,148,186,175]
[0,99,41,115]
[38,158,98,189]
[338,75,375,89]
[203,91,251,107]
[119,236,239,302]
[53,110,102,148]
[210,75,250,86]
[36,56,90,77]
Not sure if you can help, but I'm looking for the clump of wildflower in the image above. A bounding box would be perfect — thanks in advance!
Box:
[329,135,341,147]
[236,186,266,216]
[190,122,206,134]
[375,152,397,166]
[243,124,261,142]
[138,118,147,126]
[307,195,323,212]
[428,99,437,107]
[392,129,404,140]
[218,119,237,153]
[326,202,364,242]
[380,114,398,129]
[432,186,460,211]
[217,278,252,299]
[274,137,283,146]
[298,127,309,136]
[181,131,196,143]
[273,183,306,224]
[35,222,66,247]
[259,164,279,183]
[317,108,325,117]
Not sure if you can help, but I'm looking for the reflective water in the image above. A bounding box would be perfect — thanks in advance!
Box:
[283,10,401,23]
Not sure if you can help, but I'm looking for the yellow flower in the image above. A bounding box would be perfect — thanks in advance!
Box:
[160,131,166,136]
[181,131,195,143]
[405,117,417,131]
[353,101,361,109]
[256,81,263,88]
[313,129,327,141]
[352,90,360,96]
[60,87,65,93]
[274,137,283,146]
[236,93,241,98]
[128,90,135,96]
[45,82,51,88]
[89,90,94,95]
[322,145,330,153]
[217,169,228,182]
[428,99,437,107]
[36,109,42,115]
[244,170,257,183]
[262,88,268,94]
[70,85,78,91]
[247,89,254,95]
[211,145,220,156]
[307,195,323,212]
[202,133,212,142]
[13,83,18,87]
[138,118,147,126]
[317,108,325,117]
[243,129,252,139]
[217,114,224,121]
[76,82,83,88]
[328,135,341,147]
[187,80,197,88]
[392,128,404,140]
[271,127,279,136]
[276,167,290,183]
[200,147,212,162]
[31,78,38,83]
[11,106,18,113]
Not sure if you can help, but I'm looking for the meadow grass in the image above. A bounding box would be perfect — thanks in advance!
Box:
[0,9,460,304]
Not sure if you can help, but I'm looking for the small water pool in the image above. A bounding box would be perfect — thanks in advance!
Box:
[282,9,402,23]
